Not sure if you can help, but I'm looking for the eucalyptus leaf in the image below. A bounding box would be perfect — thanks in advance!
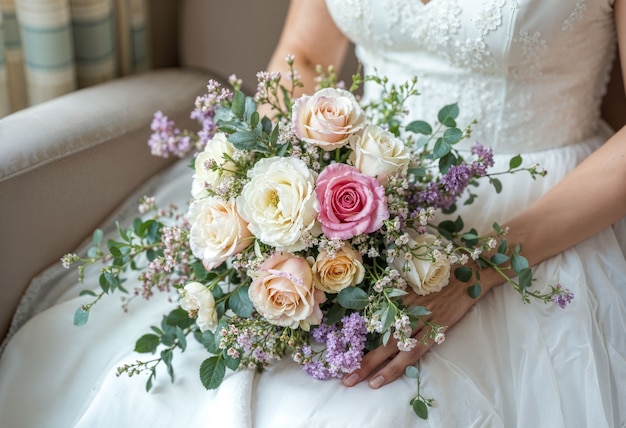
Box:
[511,253,529,273]
[432,139,452,159]
[490,253,509,266]
[518,268,533,290]
[467,283,482,299]
[405,365,420,379]
[231,91,245,117]
[73,307,89,326]
[454,266,473,282]
[406,305,431,317]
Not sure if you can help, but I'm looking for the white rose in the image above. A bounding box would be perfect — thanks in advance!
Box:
[349,125,411,184]
[312,244,366,293]
[391,232,450,295]
[191,132,237,199]
[237,157,319,252]
[179,282,218,332]
[187,197,253,270]
[292,87,366,151]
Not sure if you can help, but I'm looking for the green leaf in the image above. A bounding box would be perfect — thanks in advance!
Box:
[200,356,226,390]
[518,268,533,290]
[229,131,261,150]
[405,365,420,379]
[79,289,97,297]
[406,120,432,135]
[437,103,459,127]
[166,308,196,329]
[337,286,370,310]
[511,254,529,273]
[324,303,346,325]
[443,127,463,144]
[386,288,408,298]
[175,326,187,351]
[406,305,431,317]
[412,399,429,420]
[92,229,103,245]
[490,177,503,194]
[454,266,473,282]
[225,355,241,371]
[467,283,482,298]
[161,348,175,381]
[438,152,456,174]
[229,285,254,317]
[432,138,452,159]
[380,303,398,332]
[244,96,257,122]
[231,91,245,117]
[509,154,523,169]
[490,253,509,265]
[196,330,219,354]
[497,238,508,254]
[135,333,160,353]
[73,307,89,326]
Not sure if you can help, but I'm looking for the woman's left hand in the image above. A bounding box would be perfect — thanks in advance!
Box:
[342,274,495,389]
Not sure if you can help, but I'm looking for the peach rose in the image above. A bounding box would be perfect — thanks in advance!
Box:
[249,252,326,329]
[312,244,365,293]
[292,88,365,151]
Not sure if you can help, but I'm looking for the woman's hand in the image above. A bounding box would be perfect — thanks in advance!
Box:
[342,269,500,389]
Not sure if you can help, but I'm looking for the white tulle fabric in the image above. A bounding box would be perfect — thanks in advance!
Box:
[1,1,625,427]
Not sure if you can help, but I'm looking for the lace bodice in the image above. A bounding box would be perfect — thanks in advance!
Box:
[325,0,617,153]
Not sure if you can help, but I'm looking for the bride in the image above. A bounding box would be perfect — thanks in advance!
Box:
[1,1,625,427]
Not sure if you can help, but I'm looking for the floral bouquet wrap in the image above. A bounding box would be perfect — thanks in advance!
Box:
[65,57,573,419]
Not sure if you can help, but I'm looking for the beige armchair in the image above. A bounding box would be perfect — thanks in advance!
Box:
[0,0,297,340]
[0,0,623,343]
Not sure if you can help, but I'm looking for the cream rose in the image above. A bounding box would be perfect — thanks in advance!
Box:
[349,125,411,184]
[191,132,237,199]
[392,232,450,295]
[312,244,366,293]
[236,157,319,252]
[179,282,218,332]
[249,252,326,329]
[292,87,366,151]
[187,197,253,270]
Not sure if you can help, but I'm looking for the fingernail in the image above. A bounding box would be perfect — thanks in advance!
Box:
[369,375,385,389]
[343,373,359,386]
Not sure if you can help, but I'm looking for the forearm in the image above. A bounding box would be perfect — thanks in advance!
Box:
[483,127,626,292]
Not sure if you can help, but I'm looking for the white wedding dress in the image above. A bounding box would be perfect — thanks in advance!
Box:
[1,1,625,427]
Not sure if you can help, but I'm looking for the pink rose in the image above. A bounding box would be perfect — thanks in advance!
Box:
[249,252,326,330]
[315,163,389,240]
[292,88,365,151]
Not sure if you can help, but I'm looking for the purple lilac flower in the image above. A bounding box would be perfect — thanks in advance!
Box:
[552,286,574,309]
[302,313,368,380]
[190,79,233,148]
[470,143,495,176]
[441,163,473,195]
[147,111,192,158]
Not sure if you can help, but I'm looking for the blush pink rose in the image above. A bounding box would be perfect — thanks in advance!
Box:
[292,88,365,151]
[315,163,389,240]
[249,252,326,330]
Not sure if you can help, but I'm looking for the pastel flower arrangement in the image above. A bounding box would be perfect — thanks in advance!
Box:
[65,57,573,419]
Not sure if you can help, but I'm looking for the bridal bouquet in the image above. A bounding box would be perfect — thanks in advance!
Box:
[64,57,573,419]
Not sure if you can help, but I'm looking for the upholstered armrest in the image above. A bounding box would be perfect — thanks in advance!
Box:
[0,67,211,339]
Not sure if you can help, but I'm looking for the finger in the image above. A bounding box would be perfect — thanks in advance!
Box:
[342,338,399,387]
[367,331,434,389]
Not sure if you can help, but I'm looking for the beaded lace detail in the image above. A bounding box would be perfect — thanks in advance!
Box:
[326,0,615,153]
